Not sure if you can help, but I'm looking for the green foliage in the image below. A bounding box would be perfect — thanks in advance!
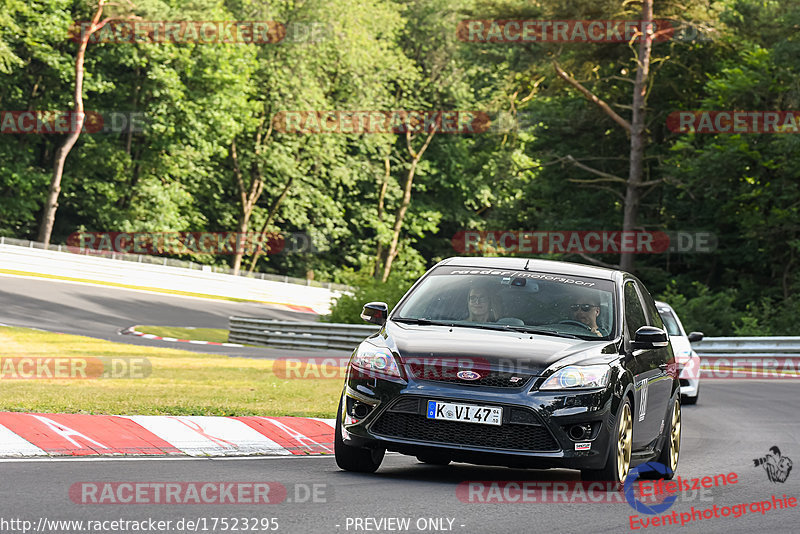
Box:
[322,276,413,324]
[657,281,742,337]
[323,260,424,324]
[2,0,800,336]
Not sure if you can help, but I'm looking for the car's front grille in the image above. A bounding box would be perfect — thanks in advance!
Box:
[370,399,559,452]
[405,362,532,388]
[679,379,690,387]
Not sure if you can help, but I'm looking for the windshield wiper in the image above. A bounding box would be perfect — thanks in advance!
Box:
[395,318,522,333]
[500,326,581,339]
[393,318,456,327]
[394,318,579,337]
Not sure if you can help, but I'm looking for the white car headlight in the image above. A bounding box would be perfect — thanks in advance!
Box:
[539,365,611,390]
[351,342,402,378]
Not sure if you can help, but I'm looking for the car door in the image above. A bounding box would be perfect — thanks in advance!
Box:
[623,280,664,447]
[638,287,674,434]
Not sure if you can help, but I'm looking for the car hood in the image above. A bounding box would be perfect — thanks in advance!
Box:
[379,320,617,375]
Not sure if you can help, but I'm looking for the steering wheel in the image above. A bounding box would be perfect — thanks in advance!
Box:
[559,319,593,331]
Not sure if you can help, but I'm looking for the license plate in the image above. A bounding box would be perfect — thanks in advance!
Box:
[426,400,502,426]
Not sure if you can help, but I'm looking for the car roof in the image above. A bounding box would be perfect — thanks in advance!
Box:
[655,300,673,311]
[438,256,622,281]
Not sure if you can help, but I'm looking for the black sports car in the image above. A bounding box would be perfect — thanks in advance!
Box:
[334,257,681,484]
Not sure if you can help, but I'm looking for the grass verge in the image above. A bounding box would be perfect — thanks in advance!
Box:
[0,326,341,417]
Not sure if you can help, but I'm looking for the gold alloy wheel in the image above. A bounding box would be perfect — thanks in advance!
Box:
[617,403,633,482]
[669,400,681,472]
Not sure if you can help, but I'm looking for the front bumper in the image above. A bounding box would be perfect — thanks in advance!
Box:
[677,355,700,397]
[340,372,618,470]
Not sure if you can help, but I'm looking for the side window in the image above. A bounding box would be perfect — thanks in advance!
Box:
[624,281,647,336]
[639,289,665,330]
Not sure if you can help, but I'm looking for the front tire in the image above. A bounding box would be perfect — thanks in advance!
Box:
[655,396,681,478]
[581,397,633,485]
[334,397,384,473]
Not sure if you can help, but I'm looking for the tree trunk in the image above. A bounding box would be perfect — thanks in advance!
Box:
[552,1,656,272]
[232,213,251,274]
[380,127,437,282]
[231,115,272,275]
[245,175,294,275]
[621,0,654,273]
[37,1,109,245]
[373,155,390,279]
[230,137,263,275]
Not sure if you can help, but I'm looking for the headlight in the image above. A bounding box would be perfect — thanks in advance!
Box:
[539,365,611,390]
[351,342,402,378]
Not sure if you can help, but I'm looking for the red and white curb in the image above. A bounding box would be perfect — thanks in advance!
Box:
[0,413,335,458]
[120,326,244,348]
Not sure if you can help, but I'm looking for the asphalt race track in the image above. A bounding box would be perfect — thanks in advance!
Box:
[1,275,798,533]
[0,382,797,533]
[0,275,349,359]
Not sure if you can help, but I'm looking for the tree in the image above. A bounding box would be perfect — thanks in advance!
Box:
[37,0,134,245]
[224,0,414,276]
[551,0,657,272]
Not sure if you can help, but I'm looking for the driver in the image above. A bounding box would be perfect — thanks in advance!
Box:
[467,284,500,323]
[569,298,604,337]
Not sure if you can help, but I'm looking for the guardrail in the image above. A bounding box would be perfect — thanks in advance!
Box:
[228,317,379,350]
[228,318,800,358]
[692,337,800,358]
[0,236,349,290]
[0,239,345,314]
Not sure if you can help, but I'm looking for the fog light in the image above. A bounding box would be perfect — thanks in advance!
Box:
[346,396,374,420]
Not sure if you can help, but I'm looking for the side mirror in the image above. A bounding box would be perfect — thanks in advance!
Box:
[361,301,389,326]
[687,331,704,342]
[631,326,669,350]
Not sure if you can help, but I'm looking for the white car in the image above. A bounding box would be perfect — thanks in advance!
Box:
[656,301,702,404]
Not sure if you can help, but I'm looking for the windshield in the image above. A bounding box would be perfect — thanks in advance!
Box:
[658,308,683,337]
[393,266,617,339]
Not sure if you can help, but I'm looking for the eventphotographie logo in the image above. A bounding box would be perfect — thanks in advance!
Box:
[753,446,793,483]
